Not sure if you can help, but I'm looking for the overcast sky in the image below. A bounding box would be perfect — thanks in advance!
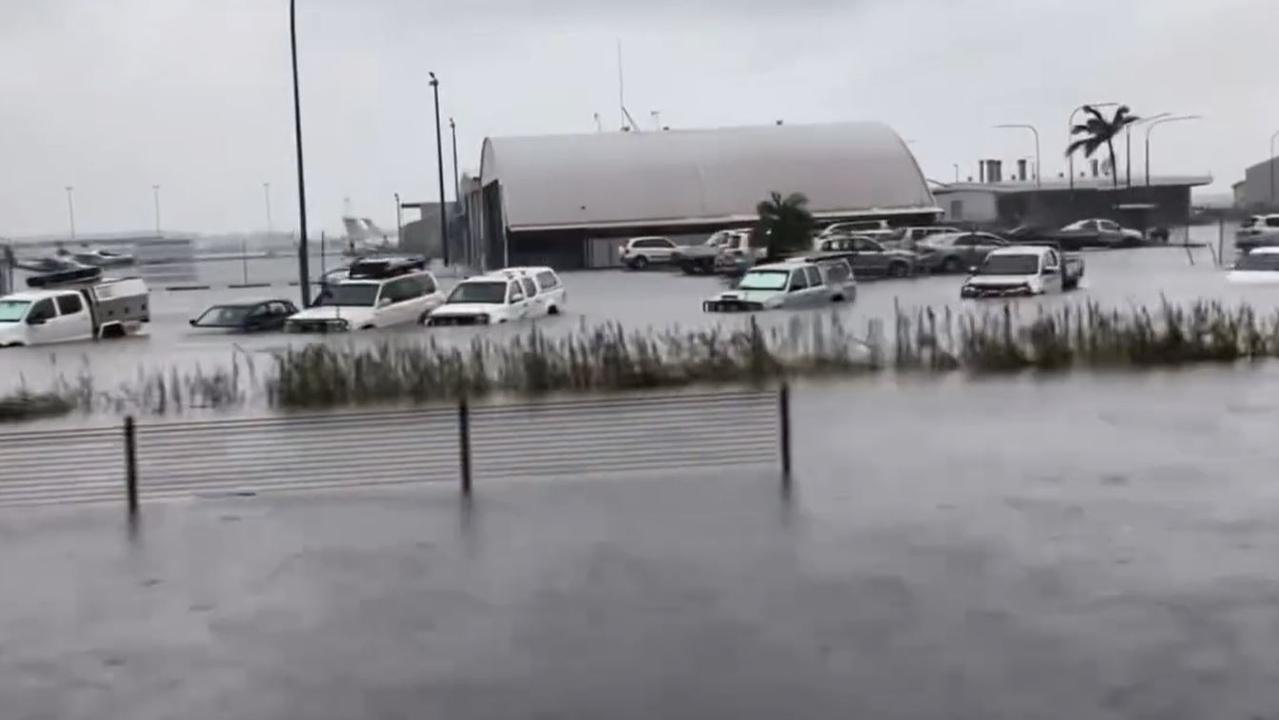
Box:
[1,0,1274,237]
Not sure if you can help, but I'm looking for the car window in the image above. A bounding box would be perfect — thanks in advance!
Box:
[1045,251,1059,268]
[804,266,823,287]
[382,277,421,304]
[954,235,976,247]
[28,298,56,322]
[789,269,809,291]
[1267,217,1279,228]
[1099,220,1118,230]
[521,277,537,297]
[821,260,852,286]
[536,270,559,289]
[56,294,83,315]
[508,282,525,303]
[853,238,881,252]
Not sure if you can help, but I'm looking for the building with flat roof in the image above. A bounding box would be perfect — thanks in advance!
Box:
[932,174,1212,230]
[1239,157,1279,210]
[471,121,940,269]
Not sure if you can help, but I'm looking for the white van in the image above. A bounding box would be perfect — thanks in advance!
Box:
[285,257,443,332]
[426,267,566,326]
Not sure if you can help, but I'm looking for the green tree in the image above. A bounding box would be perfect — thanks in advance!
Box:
[755,191,815,259]
[1067,105,1140,189]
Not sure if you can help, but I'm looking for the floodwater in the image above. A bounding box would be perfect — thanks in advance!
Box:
[0,223,1267,400]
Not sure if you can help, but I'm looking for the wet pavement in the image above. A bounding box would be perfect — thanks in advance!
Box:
[5,376,1279,719]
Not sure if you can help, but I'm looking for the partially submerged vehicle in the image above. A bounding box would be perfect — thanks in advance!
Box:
[703,258,855,312]
[70,248,135,267]
[673,230,759,275]
[285,256,442,333]
[190,299,300,332]
[1228,247,1279,284]
[426,267,566,326]
[0,275,150,347]
[960,245,1084,299]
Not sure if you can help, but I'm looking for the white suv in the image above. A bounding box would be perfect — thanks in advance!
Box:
[285,257,443,332]
[426,267,565,326]
[1236,215,1279,250]
[620,237,677,269]
[818,219,896,241]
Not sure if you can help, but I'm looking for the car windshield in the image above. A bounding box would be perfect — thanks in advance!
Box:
[738,270,790,291]
[319,283,379,307]
[195,305,253,326]
[1243,217,1259,228]
[448,281,507,304]
[1236,253,1279,271]
[0,300,31,323]
[978,254,1041,275]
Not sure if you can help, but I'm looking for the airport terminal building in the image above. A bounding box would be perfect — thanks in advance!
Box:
[467,122,941,269]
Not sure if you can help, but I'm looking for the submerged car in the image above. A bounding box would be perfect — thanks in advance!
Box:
[427,267,567,326]
[1228,247,1279,284]
[285,256,442,332]
[189,299,299,332]
[960,245,1084,298]
[1236,214,1279,250]
[811,235,917,279]
[703,258,855,312]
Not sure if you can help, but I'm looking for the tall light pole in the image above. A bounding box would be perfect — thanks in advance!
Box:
[152,185,162,235]
[953,163,960,183]
[289,0,312,306]
[1068,102,1119,191]
[429,72,448,266]
[1125,112,1170,189]
[394,192,402,241]
[449,117,462,264]
[1269,130,1279,208]
[994,124,1041,187]
[1145,115,1203,190]
[65,186,77,242]
[263,182,273,236]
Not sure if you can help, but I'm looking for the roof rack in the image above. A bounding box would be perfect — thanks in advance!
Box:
[346,255,427,280]
[26,265,104,289]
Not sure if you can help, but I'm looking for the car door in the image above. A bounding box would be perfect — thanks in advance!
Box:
[519,277,543,317]
[506,280,529,320]
[1041,250,1064,292]
[802,266,826,305]
[24,298,64,344]
[852,237,887,277]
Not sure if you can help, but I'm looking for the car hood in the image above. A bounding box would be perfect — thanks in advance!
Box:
[1228,270,1279,285]
[0,322,27,342]
[289,306,378,324]
[431,303,501,317]
[964,274,1035,287]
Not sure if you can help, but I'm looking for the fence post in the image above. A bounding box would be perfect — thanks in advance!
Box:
[458,398,472,496]
[779,384,792,490]
[124,416,139,515]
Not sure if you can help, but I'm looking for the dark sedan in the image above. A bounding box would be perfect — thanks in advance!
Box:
[190,300,299,332]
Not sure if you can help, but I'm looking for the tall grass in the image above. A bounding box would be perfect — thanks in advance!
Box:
[7,299,1279,422]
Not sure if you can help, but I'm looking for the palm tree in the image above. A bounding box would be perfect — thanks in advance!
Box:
[755,191,815,259]
[1067,105,1140,189]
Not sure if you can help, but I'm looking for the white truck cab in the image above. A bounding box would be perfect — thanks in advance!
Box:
[0,277,150,347]
[960,245,1084,298]
[703,258,855,312]
[427,267,565,326]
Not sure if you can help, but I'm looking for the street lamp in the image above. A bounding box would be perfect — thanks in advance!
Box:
[1269,130,1279,208]
[429,71,448,266]
[993,124,1041,187]
[1145,115,1203,190]
[289,0,312,306]
[1125,112,1170,189]
[152,185,162,235]
[1068,102,1119,190]
[65,186,77,242]
[952,163,959,183]
[394,192,402,241]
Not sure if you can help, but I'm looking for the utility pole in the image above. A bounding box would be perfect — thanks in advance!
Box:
[289,0,312,306]
[429,72,449,266]
[394,192,402,241]
[65,186,77,242]
[152,185,162,235]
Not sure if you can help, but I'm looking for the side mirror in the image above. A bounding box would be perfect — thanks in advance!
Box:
[27,316,46,326]
[1043,266,1059,275]
[188,319,198,327]
[968,266,979,274]
[378,297,392,308]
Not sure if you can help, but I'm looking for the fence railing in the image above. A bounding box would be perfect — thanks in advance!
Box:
[0,387,791,511]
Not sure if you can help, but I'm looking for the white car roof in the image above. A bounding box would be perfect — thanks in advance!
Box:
[991,245,1053,257]
[0,291,61,302]
[1247,247,1279,255]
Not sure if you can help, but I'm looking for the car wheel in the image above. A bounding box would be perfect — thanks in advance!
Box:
[888,262,910,279]
[941,256,962,274]
[547,305,560,316]
[630,255,649,270]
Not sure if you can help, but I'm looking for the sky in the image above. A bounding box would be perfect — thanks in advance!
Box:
[1,0,1275,238]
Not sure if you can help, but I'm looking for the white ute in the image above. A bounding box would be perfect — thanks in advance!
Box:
[285,256,443,333]
[960,245,1084,298]
[0,277,149,347]
[703,258,855,312]
[426,267,566,326]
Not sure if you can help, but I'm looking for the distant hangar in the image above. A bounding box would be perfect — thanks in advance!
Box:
[468,121,941,269]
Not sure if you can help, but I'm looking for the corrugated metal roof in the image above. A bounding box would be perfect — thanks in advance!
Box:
[480,122,937,231]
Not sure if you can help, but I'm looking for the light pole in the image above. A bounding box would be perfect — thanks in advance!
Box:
[1125,112,1170,189]
[1145,115,1203,190]
[1068,102,1119,191]
[1269,130,1279,208]
[289,0,312,306]
[65,186,77,242]
[994,124,1041,187]
[429,71,449,266]
[394,192,402,241]
[450,117,462,264]
[152,185,162,235]
[953,164,959,183]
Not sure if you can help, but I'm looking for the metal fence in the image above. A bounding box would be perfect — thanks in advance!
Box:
[0,388,790,510]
